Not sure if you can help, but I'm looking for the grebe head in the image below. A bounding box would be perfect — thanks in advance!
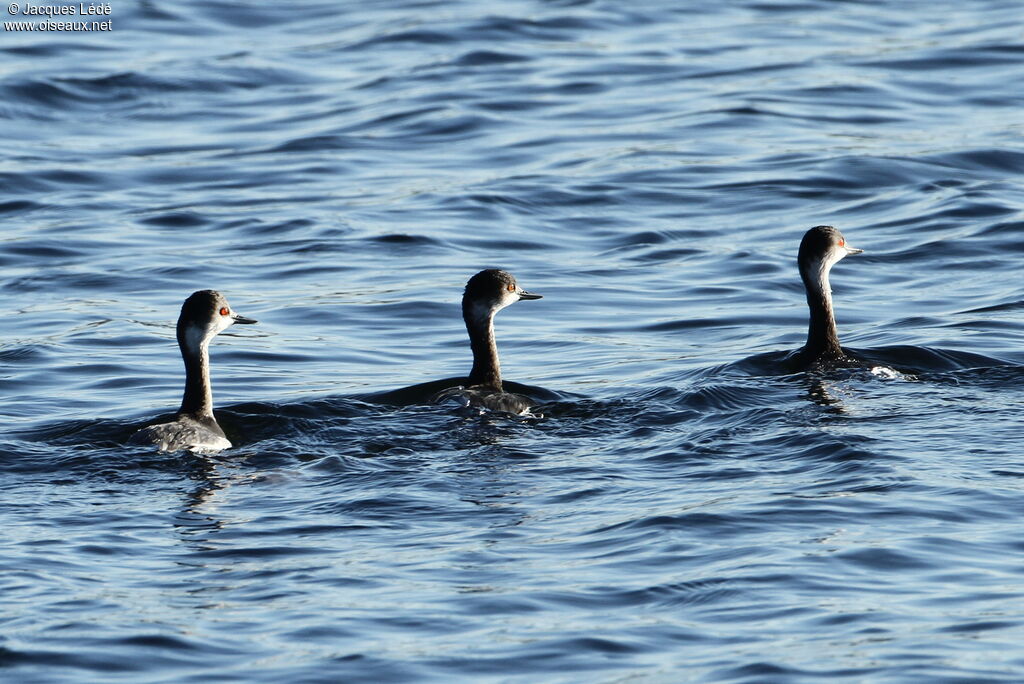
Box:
[798,225,862,288]
[177,290,257,354]
[463,269,541,322]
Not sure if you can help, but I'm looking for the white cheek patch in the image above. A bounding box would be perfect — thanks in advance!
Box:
[183,324,209,354]
[808,247,846,295]
[214,312,234,334]
[826,244,848,269]
[183,316,230,354]
[469,291,518,324]
[807,256,830,295]
[496,290,519,312]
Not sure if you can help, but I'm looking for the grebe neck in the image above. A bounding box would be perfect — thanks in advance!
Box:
[177,325,215,419]
[464,303,502,390]
[801,258,843,359]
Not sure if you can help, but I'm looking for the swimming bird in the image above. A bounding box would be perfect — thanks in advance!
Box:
[432,269,542,414]
[130,290,256,453]
[793,225,863,368]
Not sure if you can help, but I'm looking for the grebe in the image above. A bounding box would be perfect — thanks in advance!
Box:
[130,290,256,452]
[432,269,542,414]
[794,225,863,367]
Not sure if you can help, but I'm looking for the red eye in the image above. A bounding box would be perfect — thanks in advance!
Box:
[219,307,230,316]
[507,284,515,292]
[838,238,845,247]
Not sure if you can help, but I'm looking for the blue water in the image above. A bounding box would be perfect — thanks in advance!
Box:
[3,1,1024,681]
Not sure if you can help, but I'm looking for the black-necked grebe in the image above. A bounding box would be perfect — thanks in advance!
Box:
[130,290,256,452]
[794,225,863,367]
[432,269,542,414]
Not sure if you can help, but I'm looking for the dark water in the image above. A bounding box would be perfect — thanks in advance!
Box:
[3,1,1024,681]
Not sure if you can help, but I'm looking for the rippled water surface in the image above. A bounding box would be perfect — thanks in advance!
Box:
[3,1,1024,681]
